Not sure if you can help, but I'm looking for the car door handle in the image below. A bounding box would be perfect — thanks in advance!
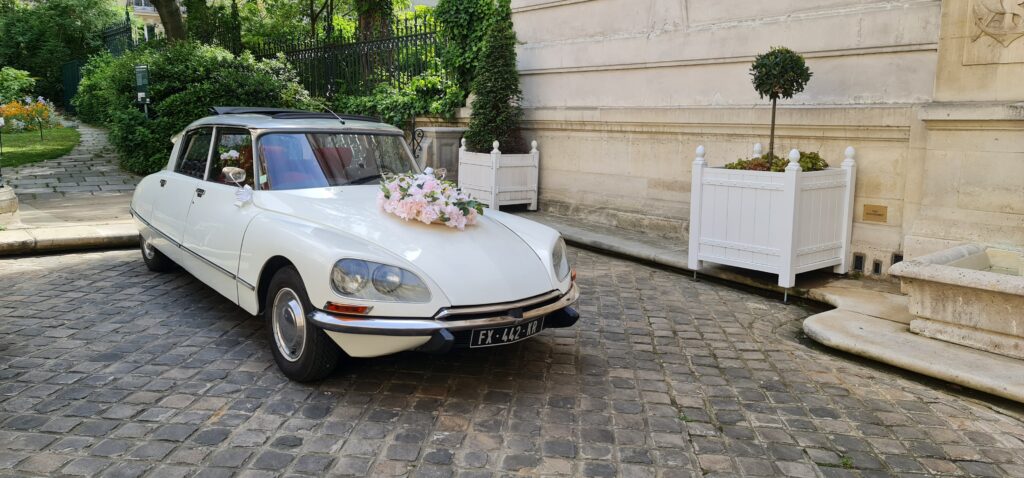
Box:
[195,188,206,198]
[159,179,166,187]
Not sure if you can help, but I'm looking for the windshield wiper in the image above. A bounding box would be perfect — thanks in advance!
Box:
[348,174,383,185]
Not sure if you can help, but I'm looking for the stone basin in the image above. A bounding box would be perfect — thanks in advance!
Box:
[889,244,1024,359]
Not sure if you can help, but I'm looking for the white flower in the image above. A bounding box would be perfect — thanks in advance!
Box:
[220,149,241,161]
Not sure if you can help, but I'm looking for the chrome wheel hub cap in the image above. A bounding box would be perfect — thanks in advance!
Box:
[272,288,306,362]
[142,240,156,260]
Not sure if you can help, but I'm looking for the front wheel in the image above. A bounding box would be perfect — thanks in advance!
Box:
[141,237,175,272]
[265,266,341,381]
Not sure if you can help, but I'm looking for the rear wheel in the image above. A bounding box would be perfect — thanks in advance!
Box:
[141,237,175,272]
[265,266,341,381]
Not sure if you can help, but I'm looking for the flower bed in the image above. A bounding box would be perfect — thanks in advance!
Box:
[378,168,484,230]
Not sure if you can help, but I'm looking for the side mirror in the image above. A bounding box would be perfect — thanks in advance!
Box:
[222,166,246,186]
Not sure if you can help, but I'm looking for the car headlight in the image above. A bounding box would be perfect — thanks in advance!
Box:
[552,237,571,282]
[331,259,431,303]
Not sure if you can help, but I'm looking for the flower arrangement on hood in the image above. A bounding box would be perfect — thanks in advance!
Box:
[378,168,484,230]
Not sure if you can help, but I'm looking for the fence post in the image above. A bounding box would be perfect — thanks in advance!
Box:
[779,149,802,288]
[688,145,706,272]
[529,140,539,211]
[834,146,857,274]
[490,141,501,210]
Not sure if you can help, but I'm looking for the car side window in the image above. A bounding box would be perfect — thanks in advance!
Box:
[209,128,254,188]
[175,128,213,179]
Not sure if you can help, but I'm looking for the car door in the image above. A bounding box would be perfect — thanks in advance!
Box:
[181,127,259,303]
[149,127,211,250]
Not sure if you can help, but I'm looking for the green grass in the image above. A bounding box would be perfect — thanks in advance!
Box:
[0,128,81,169]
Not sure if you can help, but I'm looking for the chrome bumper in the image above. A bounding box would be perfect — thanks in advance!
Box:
[310,282,580,337]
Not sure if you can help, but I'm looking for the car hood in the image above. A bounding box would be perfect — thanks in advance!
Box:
[254,186,555,306]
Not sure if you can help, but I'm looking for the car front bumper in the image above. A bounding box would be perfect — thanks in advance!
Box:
[309,283,580,357]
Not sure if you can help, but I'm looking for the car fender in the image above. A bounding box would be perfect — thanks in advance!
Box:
[236,211,452,318]
[485,210,572,294]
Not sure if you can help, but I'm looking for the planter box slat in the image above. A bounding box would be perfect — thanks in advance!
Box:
[689,146,857,288]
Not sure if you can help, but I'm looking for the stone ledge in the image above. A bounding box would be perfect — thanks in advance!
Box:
[0,223,139,257]
[804,311,1024,403]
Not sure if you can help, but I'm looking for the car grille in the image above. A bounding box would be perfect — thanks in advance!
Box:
[434,291,563,322]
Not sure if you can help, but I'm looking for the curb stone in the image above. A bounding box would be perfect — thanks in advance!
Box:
[0,223,139,257]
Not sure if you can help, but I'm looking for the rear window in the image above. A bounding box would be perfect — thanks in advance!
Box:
[175,128,213,179]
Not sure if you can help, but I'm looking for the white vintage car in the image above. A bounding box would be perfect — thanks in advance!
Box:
[131,107,579,381]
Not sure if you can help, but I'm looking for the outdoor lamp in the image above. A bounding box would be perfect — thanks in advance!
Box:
[135,64,151,117]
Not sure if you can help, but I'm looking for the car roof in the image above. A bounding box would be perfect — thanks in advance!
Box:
[184,107,403,133]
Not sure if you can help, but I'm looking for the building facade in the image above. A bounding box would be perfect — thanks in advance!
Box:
[493,0,1024,277]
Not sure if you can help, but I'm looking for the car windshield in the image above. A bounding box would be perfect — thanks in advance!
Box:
[256,132,418,190]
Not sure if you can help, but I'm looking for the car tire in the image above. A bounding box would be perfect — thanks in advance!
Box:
[141,237,175,273]
[265,266,341,382]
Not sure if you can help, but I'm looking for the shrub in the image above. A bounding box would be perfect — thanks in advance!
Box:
[332,71,462,129]
[0,67,35,103]
[464,0,523,153]
[724,151,828,172]
[74,41,320,175]
[435,0,493,96]
[0,98,62,133]
[750,47,812,159]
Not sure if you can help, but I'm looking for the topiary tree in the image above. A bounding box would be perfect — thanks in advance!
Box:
[750,47,812,159]
[464,0,523,153]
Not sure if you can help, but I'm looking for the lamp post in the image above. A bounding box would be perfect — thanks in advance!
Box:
[135,64,151,118]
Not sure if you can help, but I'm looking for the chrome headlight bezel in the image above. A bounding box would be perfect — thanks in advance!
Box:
[552,236,571,282]
[331,259,431,303]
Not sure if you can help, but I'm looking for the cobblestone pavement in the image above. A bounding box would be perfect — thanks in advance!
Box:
[6,124,138,200]
[1,248,1023,477]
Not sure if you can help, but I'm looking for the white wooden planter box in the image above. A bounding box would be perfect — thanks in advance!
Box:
[688,145,857,288]
[458,139,539,211]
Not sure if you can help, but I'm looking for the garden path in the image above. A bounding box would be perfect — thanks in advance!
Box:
[5,124,137,200]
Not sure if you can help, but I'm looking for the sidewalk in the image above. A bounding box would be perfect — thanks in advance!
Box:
[0,124,138,256]
[513,210,1024,403]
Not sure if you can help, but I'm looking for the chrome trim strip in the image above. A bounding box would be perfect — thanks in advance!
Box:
[433,289,564,320]
[311,283,580,336]
[133,207,254,290]
[237,278,256,291]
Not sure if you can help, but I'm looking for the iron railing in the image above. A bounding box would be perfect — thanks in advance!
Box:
[250,16,443,98]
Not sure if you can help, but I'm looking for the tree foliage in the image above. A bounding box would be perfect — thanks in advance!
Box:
[749,47,812,158]
[0,0,120,100]
[74,42,319,174]
[464,0,522,153]
[435,0,493,96]
[183,0,243,52]
[750,47,812,102]
[0,67,35,103]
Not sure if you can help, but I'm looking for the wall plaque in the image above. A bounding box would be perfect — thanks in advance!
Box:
[864,205,888,223]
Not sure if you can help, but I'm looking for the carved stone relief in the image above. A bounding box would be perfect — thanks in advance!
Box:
[964,0,1024,64]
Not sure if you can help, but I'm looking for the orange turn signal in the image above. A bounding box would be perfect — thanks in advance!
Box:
[324,302,373,315]
[571,268,577,282]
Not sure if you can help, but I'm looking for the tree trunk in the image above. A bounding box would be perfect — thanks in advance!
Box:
[768,98,777,159]
[357,0,391,39]
[151,0,187,41]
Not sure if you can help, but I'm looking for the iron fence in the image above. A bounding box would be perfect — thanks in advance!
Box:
[101,17,136,57]
[250,16,443,98]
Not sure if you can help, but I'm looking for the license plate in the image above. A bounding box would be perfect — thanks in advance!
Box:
[470,318,544,348]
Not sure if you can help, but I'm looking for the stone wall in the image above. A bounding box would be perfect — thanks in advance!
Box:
[503,0,944,276]
[425,0,1024,278]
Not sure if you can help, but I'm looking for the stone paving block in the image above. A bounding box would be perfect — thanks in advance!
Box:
[0,249,1023,477]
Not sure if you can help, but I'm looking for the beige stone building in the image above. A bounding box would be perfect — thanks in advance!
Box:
[478,0,1023,278]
